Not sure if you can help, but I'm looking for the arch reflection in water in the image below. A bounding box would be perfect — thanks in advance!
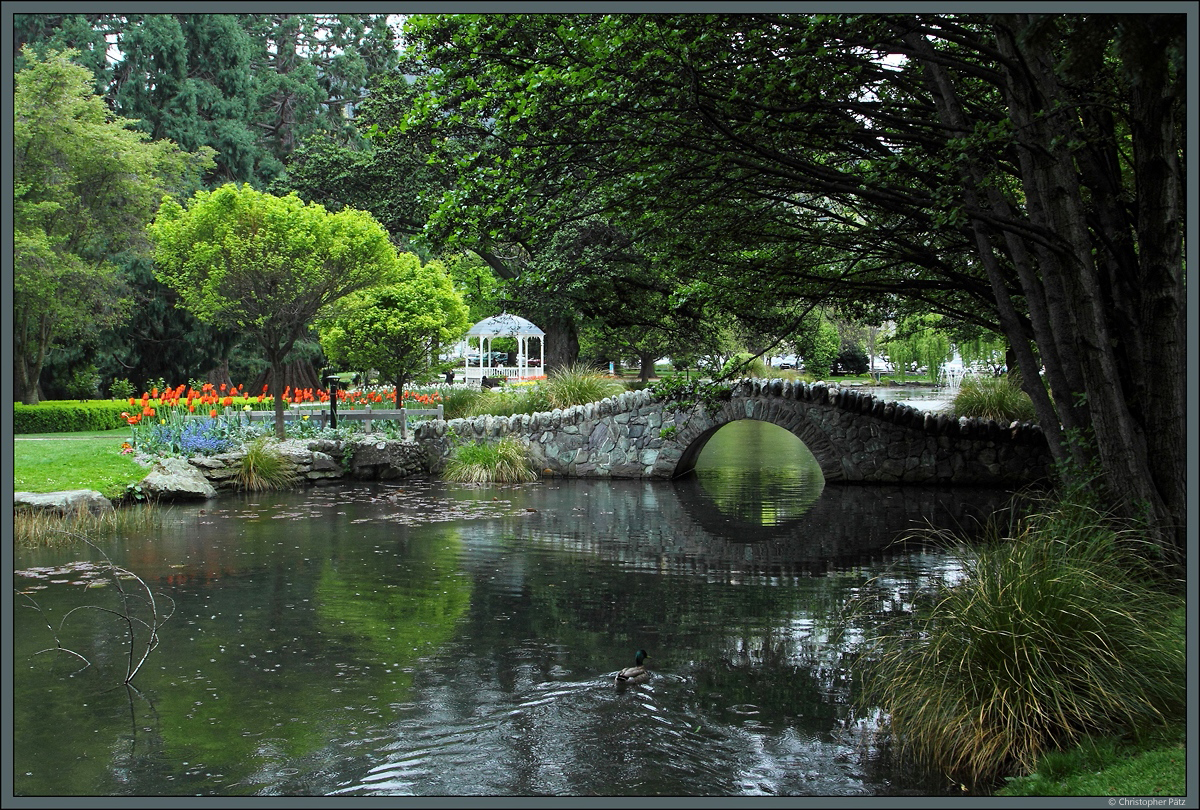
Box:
[687,419,825,528]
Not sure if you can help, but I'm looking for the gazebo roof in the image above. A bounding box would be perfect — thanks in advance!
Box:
[466,313,545,338]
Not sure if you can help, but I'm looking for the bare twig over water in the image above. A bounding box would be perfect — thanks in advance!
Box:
[16,529,175,685]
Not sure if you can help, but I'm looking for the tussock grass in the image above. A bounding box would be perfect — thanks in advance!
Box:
[951,374,1037,423]
[452,365,622,419]
[439,385,489,420]
[541,363,624,408]
[466,385,552,417]
[857,492,1186,791]
[15,503,162,547]
[442,437,538,483]
[234,438,299,492]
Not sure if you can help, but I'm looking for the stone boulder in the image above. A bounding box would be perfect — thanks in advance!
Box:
[14,489,115,516]
[140,457,218,500]
[345,439,427,480]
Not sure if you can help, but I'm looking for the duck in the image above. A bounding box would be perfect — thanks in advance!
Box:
[614,649,650,687]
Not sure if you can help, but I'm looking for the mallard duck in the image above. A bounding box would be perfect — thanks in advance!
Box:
[614,649,650,686]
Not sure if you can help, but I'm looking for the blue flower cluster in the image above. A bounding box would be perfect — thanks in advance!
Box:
[179,419,234,456]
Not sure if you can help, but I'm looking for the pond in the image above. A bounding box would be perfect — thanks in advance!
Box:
[12,420,1014,797]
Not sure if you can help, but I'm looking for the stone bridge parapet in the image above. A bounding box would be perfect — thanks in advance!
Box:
[414,378,1053,486]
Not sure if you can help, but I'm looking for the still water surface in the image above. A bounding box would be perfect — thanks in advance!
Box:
[12,419,1012,797]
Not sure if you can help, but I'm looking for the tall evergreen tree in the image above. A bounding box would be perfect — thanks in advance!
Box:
[14,12,403,187]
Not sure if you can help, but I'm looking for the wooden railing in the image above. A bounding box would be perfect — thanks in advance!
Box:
[244,404,443,439]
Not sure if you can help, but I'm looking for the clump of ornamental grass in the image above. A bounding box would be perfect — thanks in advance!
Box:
[15,503,162,547]
[466,384,552,417]
[541,363,624,408]
[439,385,489,420]
[855,491,1185,792]
[234,438,299,492]
[441,437,538,483]
[951,374,1037,423]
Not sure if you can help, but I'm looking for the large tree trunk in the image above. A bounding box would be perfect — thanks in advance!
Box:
[15,357,39,406]
[914,17,1186,563]
[542,315,580,374]
[13,312,53,405]
[204,357,234,391]
[989,16,1186,561]
[637,352,657,382]
[251,359,321,403]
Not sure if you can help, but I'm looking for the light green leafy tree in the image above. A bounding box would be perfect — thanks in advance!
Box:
[149,184,396,437]
[13,47,214,404]
[882,315,953,380]
[794,314,841,378]
[317,255,470,404]
[955,332,1009,376]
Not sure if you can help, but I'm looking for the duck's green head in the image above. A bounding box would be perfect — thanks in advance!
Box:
[634,649,648,666]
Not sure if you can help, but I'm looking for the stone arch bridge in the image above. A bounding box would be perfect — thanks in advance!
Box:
[414,378,1053,486]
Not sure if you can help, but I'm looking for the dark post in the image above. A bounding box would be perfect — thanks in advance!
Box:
[323,370,340,429]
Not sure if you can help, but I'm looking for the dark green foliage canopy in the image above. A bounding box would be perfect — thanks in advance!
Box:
[14,12,403,187]
[399,12,1187,558]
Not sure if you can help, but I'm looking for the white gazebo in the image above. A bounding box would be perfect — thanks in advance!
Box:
[462,313,546,386]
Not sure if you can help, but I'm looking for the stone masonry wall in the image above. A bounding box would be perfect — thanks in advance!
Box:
[185,438,427,490]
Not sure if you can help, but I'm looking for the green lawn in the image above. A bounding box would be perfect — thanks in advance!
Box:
[13,429,147,500]
[996,732,1188,797]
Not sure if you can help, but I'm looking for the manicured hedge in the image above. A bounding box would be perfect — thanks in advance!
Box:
[13,401,133,434]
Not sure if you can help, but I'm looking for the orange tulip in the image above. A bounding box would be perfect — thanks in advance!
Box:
[222,396,233,406]
[210,409,218,418]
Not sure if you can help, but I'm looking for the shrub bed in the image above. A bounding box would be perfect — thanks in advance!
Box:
[13,401,132,434]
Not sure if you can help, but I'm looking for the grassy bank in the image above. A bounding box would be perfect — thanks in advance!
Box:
[857,487,1187,796]
[995,723,1187,797]
[13,430,145,500]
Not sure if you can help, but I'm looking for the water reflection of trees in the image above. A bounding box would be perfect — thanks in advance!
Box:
[520,479,1012,580]
[13,478,1014,796]
[690,419,827,527]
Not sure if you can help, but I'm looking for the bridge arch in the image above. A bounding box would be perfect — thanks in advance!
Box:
[668,414,848,482]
